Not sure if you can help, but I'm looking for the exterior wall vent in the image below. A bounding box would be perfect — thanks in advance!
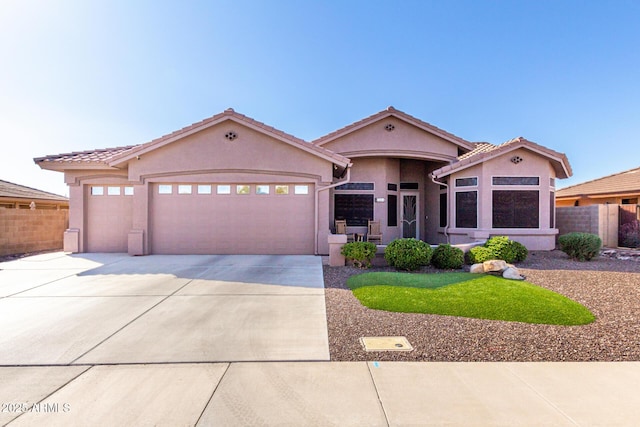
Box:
[384,124,395,132]
[225,131,238,141]
[511,155,523,164]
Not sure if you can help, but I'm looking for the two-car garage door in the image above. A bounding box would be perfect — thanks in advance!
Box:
[149,183,314,254]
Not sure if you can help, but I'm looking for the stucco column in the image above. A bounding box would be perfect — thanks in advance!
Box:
[129,182,150,255]
[64,183,84,253]
[316,188,331,255]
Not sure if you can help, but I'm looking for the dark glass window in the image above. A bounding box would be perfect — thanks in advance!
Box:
[439,193,447,227]
[492,176,539,186]
[335,182,374,191]
[492,190,539,228]
[387,183,398,191]
[455,191,477,228]
[455,177,478,187]
[388,194,398,227]
[334,194,374,226]
[550,191,555,228]
[400,182,419,190]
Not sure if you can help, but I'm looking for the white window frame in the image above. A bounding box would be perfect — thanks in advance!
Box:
[158,185,172,194]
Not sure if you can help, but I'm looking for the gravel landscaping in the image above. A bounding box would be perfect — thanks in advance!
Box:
[324,250,640,362]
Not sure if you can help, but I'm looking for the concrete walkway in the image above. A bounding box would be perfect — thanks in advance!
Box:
[3,361,640,426]
[2,253,640,425]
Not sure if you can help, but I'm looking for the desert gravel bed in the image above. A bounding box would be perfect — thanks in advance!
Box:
[324,250,640,362]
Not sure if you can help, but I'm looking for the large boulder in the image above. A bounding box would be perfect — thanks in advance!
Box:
[482,259,508,273]
[469,263,485,274]
[502,266,525,280]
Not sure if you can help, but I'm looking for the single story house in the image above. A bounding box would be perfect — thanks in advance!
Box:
[0,180,68,210]
[556,166,640,207]
[35,107,571,255]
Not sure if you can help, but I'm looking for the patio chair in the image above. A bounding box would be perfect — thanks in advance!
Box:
[367,220,382,244]
[334,220,354,242]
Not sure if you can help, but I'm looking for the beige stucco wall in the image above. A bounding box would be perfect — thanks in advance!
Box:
[446,148,560,250]
[128,123,334,184]
[320,117,460,161]
[0,208,69,256]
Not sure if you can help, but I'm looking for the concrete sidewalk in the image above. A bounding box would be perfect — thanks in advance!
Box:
[3,361,640,426]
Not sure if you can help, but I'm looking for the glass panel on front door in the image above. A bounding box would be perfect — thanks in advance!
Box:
[402,195,417,238]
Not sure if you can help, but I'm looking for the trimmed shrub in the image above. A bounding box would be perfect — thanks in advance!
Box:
[511,241,529,262]
[431,244,464,269]
[468,236,528,264]
[468,246,495,264]
[558,232,602,261]
[341,241,377,268]
[619,220,640,248]
[485,236,517,263]
[384,238,433,271]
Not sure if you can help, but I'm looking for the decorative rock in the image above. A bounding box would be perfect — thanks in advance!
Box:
[502,266,525,280]
[469,263,484,274]
[482,260,508,273]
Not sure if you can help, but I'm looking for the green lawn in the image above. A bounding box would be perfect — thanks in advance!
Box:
[347,272,595,325]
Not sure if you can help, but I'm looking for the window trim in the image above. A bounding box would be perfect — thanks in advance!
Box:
[491,176,540,186]
[454,176,478,188]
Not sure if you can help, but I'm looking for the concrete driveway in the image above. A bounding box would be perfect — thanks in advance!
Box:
[0,252,330,365]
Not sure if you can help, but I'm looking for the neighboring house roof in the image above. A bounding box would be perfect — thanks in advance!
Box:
[556,166,640,199]
[430,137,572,180]
[0,180,68,202]
[35,109,350,171]
[312,106,476,152]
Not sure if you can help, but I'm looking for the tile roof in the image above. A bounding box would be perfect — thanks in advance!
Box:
[431,137,572,179]
[556,166,640,198]
[34,145,138,165]
[0,180,68,201]
[36,108,350,168]
[312,106,475,150]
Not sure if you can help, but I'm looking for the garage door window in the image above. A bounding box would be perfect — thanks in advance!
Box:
[124,186,134,196]
[294,185,309,195]
[107,186,121,196]
[275,185,289,195]
[91,186,104,196]
[217,185,231,195]
[158,185,172,194]
[178,185,192,194]
[237,185,251,195]
[256,185,270,195]
[197,185,212,194]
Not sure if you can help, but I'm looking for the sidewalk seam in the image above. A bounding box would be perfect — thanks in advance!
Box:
[505,364,580,426]
[194,362,231,426]
[366,362,391,427]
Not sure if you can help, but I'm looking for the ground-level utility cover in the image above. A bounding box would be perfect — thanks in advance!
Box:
[360,336,413,352]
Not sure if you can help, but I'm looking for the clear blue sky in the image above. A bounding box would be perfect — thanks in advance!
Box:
[2,0,639,197]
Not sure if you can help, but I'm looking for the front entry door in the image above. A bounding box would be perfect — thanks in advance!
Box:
[401,192,419,239]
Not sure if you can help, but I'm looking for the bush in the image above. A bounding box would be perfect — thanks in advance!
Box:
[558,232,602,261]
[384,238,433,271]
[619,220,640,248]
[431,244,464,269]
[468,246,495,264]
[468,236,528,264]
[341,241,377,268]
[511,241,529,262]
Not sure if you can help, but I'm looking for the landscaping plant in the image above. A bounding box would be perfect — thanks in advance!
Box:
[431,244,464,269]
[558,232,602,261]
[384,238,433,271]
[468,236,528,264]
[340,241,377,268]
[619,220,640,248]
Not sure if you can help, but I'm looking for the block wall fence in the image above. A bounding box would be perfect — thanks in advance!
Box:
[0,208,69,257]
[555,205,619,247]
